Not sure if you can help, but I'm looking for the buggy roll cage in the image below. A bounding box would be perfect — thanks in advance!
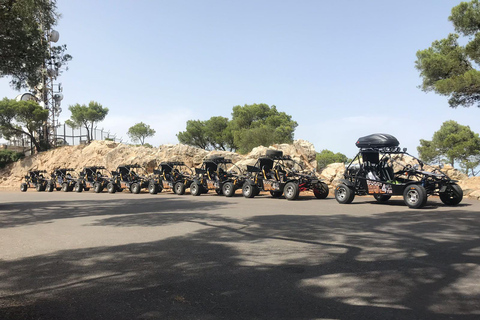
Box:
[80,166,108,179]
[247,154,307,181]
[27,170,47,176]
[345,146,453,184]
[25,170,47,181]
[51,168,76,177]
[112,164,149,181]
[195,157,243,179]
[155,161,193,178]
[195,157,244,180]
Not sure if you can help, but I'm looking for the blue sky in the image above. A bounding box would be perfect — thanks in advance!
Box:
[1,0,479,157]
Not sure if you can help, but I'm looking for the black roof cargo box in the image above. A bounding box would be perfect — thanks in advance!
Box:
[356,133,399,148]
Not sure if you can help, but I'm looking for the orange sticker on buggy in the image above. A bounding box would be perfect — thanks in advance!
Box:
[162,180,173,189]
[367,180,393,194]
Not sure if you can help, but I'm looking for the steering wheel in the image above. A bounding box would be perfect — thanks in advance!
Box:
[401,164,416,174]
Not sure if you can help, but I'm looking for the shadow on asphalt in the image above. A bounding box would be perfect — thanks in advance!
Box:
[0,197,230,229]
[0,199,479,319]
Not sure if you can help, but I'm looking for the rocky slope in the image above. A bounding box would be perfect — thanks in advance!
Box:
[0,140,317,190]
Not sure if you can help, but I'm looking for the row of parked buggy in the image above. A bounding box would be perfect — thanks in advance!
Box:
[20,149,330,201]
[20,134,465,208]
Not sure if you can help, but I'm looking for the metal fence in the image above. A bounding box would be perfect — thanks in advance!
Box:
[55,123,121,146]
[1,123,121,155]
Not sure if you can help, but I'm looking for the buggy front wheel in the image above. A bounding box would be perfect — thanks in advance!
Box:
[61,182,69,192]
[270,191,282,198]
[439,183,463,206]
[131,183,141,194]
[242,183,257,198]
[107,183,117,194]
[403,185,427,209]
[20,183,28,192]
[335,184,355,204]
[222,181,235,197]
[284,182,299,200]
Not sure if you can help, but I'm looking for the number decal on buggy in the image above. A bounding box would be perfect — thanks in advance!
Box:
[367,180,393,194]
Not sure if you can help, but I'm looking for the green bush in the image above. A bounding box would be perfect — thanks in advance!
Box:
[316,149,349,171]
[0,149,25,168]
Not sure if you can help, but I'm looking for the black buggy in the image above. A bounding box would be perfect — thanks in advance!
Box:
[47,168,78,192]
[154,161,193,195]
[75,166,110,193]
[106,164,151,194]
[335,133,463,209]
[20,170,49,192]
[242,150,329,200]
[190,156,246,197]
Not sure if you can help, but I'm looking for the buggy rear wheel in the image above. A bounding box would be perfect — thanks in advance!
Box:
[242,183,256,198]
[36,183,44,192]
[46,183,54,192]
[284,182,299,200]
[20,183,28,192]
[335,184,355,204]
[373,194,391,203]
[174,182,185,195]
[439,183,463,206]
[94,182,103,193]
[148,181,158,195]
[74,183,83,192]
[403,184,427,209]
[222,181,235,197]
[190,182,201,196]
[313,182,329,199]
[131,183,141,194]
[61,182,69,192]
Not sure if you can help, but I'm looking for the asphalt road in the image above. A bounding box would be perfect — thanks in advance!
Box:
[0,190,479,320]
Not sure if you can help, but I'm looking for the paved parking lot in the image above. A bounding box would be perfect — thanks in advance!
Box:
[0,190,479,319]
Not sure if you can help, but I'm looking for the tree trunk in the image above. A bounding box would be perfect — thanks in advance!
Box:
[90,123,95,141]
[84,125,90,142]
[31,136,43,153]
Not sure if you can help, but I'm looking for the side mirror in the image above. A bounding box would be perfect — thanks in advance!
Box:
[403,148,407,152]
